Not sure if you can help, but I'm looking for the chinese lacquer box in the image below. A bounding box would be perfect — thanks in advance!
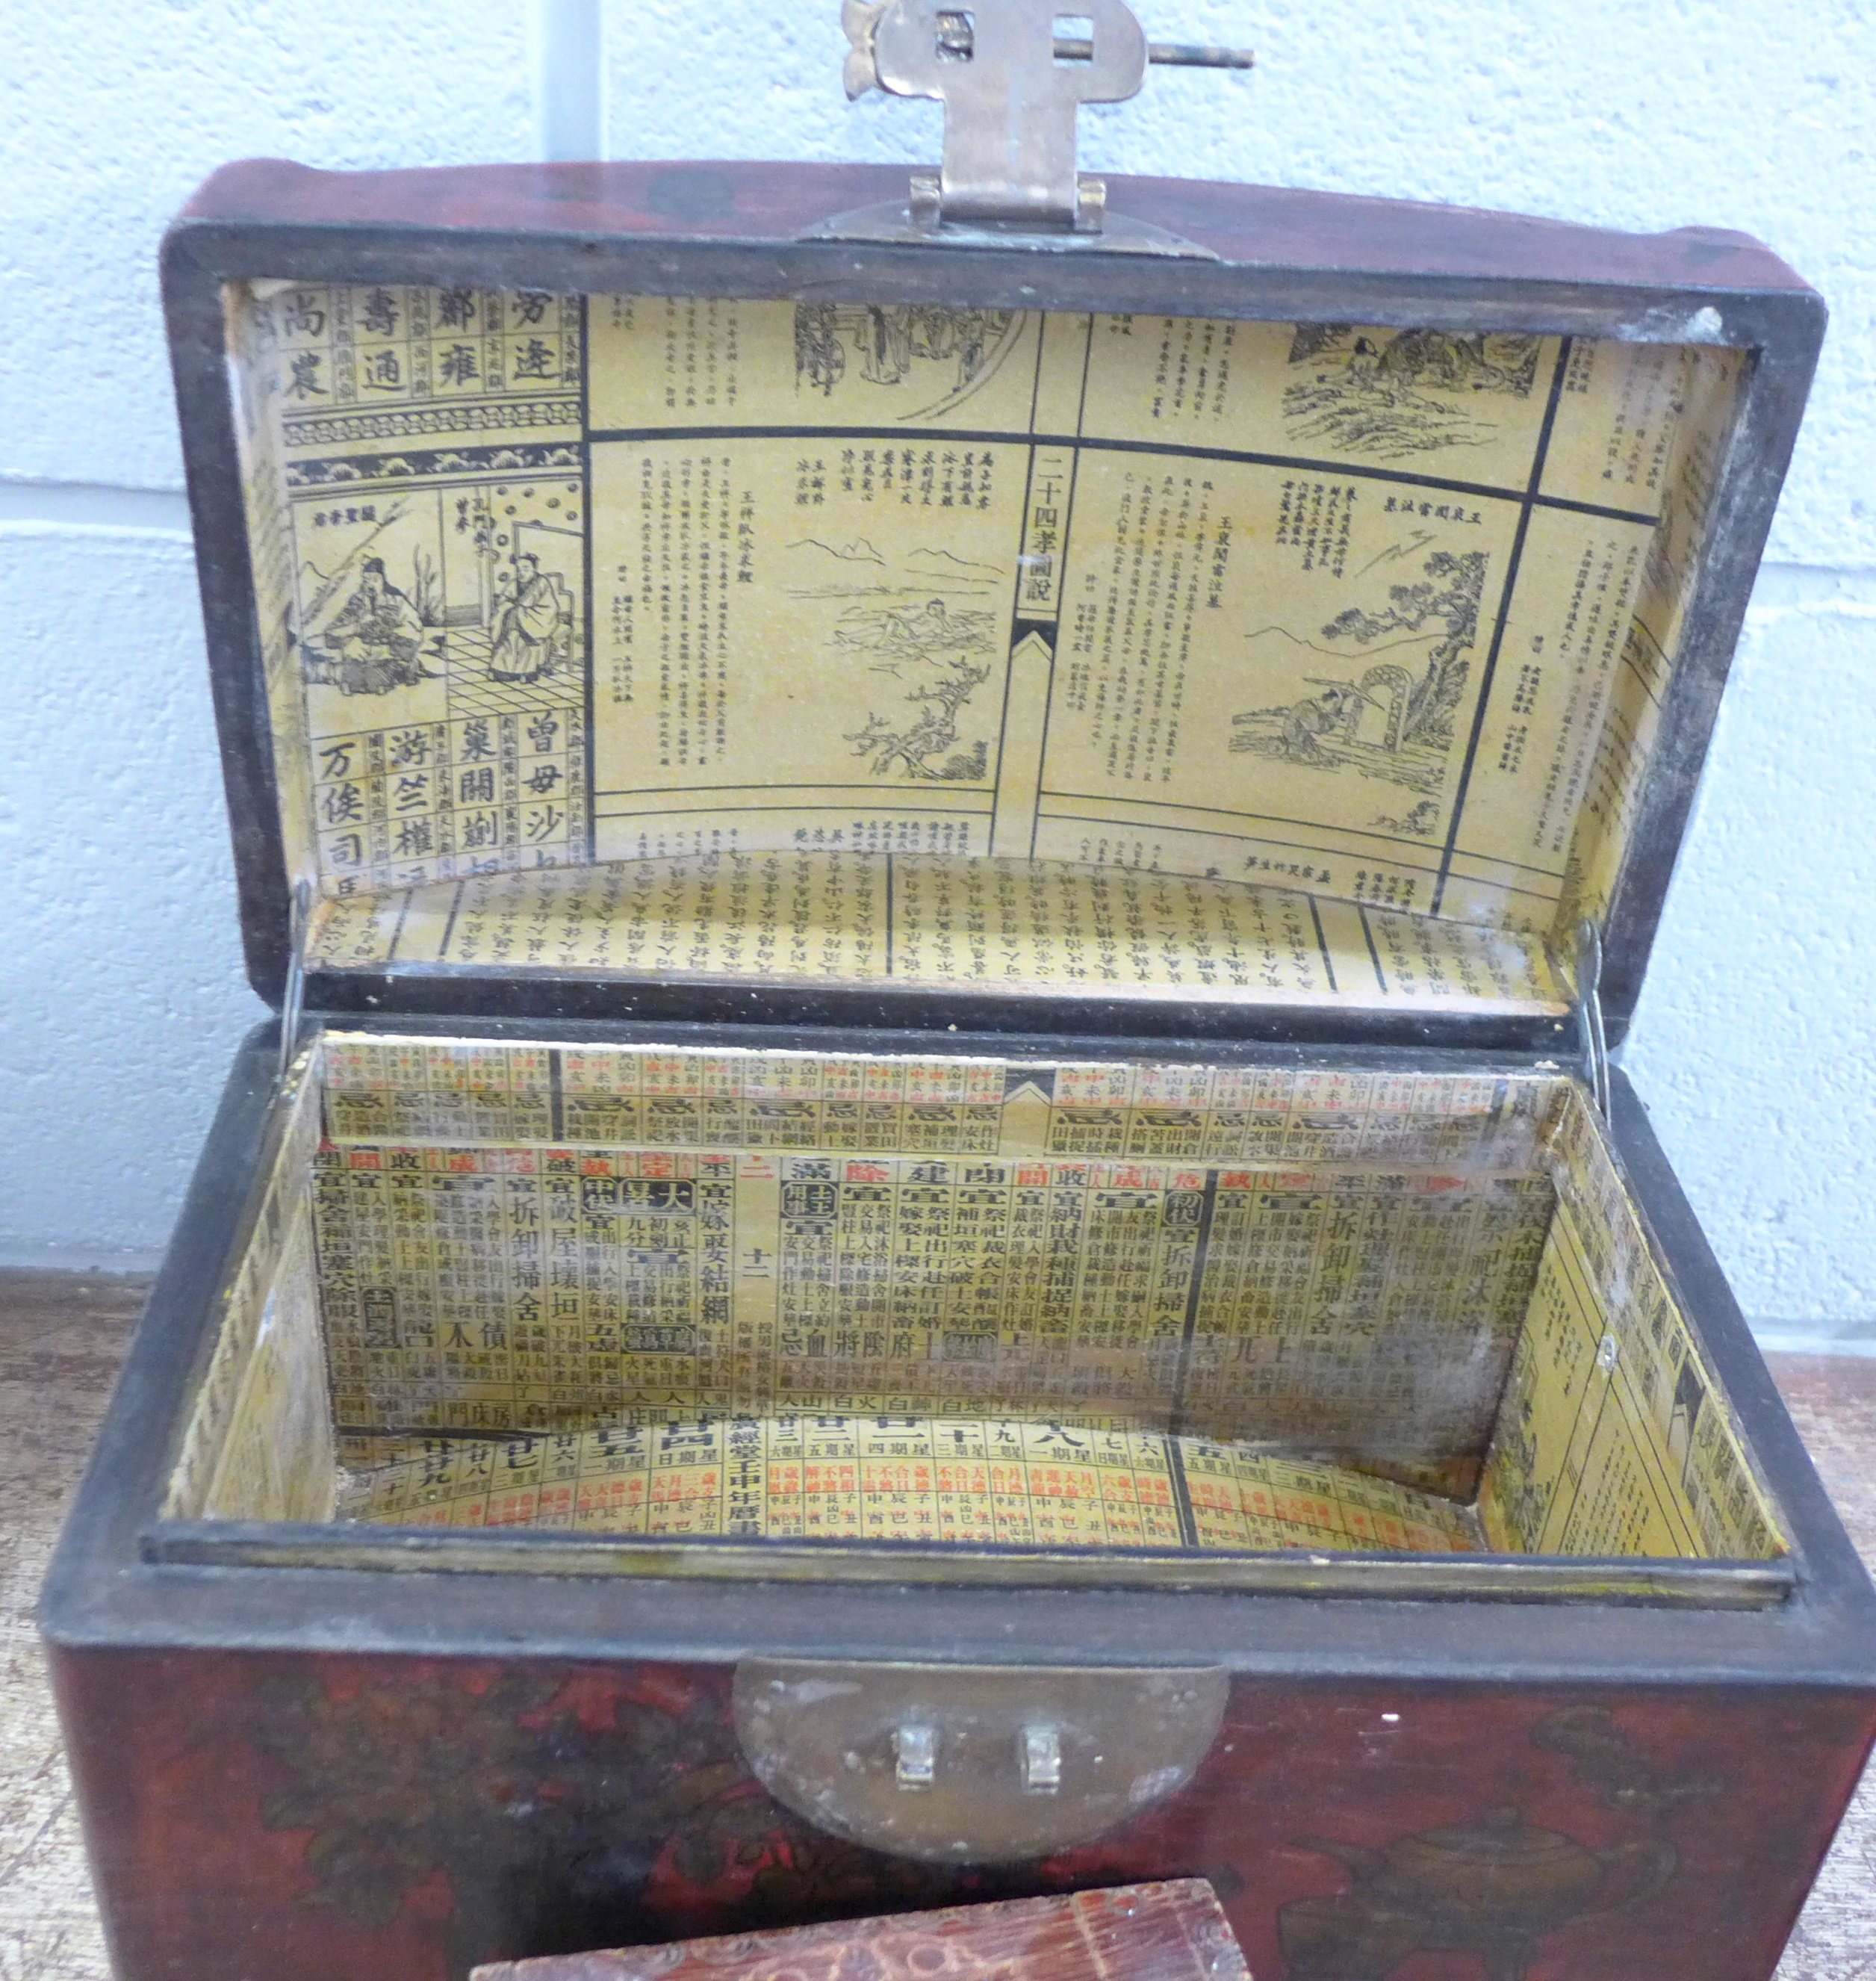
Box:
[42,7,1876,1980]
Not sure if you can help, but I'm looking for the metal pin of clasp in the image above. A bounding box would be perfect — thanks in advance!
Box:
[934,13,1253,67]
[894,1724,938,1789]
[1574,918,1612,1121]
[1020,1724,1062,1794]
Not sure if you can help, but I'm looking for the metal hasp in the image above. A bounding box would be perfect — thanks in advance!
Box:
[842,0,1252,232]
[1021,1723,1063,1794]
[892,1723,939,1788]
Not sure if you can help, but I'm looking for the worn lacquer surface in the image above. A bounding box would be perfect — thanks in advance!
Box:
[49,1647,1874,1981]
[15,1282,1872,1981]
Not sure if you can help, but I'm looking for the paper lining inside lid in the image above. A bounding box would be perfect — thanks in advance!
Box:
[307,849,1570,1017]
[223,281,1743,1010]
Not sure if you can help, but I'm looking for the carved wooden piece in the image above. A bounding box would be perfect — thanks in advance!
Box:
[469,1880,1251,1981]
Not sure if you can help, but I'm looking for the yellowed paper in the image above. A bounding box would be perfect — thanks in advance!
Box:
[341,1418,1479,1556]
[199,1204,337,1525]
[236,285,1716,949]
[164,1065,327,1520]
[1479,1088,1786,1561]
[173,1039,1786,1567]
[241,279,589,895]
[1558,350,1745,933]
[312,1143,1550,1472]
[309,1041,1559,1489]
[307,852,1570,1018]
[319,1034,1564,1165]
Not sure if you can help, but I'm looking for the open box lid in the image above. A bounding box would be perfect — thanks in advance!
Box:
[164,7,1822,1054]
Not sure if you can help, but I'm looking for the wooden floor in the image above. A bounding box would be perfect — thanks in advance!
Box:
[2,1271,1872,1978]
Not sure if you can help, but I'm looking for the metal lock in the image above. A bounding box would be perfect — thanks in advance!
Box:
[733,1658,1229,1863]
[821,0,1251,252]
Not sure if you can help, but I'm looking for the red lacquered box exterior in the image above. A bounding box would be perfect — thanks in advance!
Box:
[52,1646,1873,1981]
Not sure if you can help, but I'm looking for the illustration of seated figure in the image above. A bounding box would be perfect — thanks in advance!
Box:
[489,551,570,684]
[308,557,427,696]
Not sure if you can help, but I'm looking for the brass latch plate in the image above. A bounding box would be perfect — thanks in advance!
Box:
[733,1658,1229,1862]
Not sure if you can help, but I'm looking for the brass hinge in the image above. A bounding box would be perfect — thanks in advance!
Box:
[278,875,316,1085]
[1574,920,1612,1120]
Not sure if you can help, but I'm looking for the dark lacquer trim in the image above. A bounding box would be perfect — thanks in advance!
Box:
[141,1517,1795,1610]
[177,159,1816,297]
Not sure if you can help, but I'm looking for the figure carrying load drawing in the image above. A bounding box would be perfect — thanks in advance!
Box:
[1276,682,1367,765]
[488,551,571,684]
[305,558,429,695]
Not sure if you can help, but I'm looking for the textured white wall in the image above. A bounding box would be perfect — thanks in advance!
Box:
[1,3,1871,1336]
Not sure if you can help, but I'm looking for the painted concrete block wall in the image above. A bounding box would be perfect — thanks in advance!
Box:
[1,2,1871,1338]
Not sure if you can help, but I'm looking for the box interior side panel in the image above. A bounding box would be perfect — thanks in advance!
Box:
[1556,350,1748,937]
[227,278,1733,1004]
[310,1036,1559,1498]
[1479,1088,1787,1561]
[199,1206,335,1522]
[163,1070,335,1523]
